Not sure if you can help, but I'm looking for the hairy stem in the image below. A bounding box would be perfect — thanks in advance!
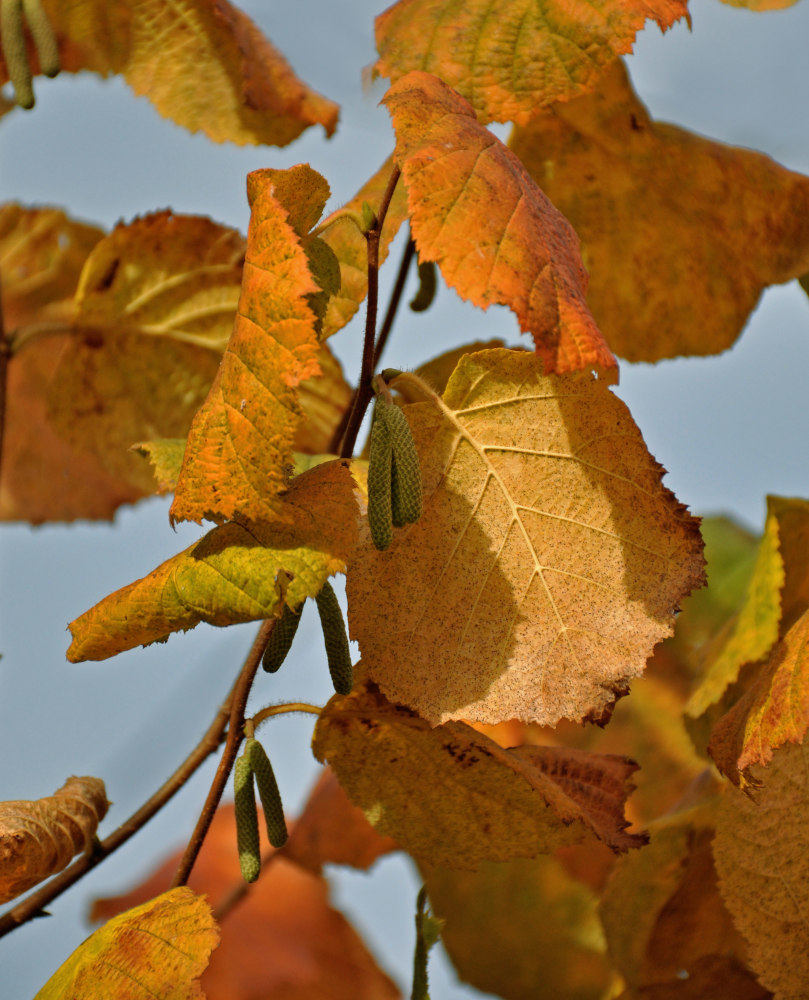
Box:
[339,166,402,459]
[170,618,276,887]
[0,659,241,938]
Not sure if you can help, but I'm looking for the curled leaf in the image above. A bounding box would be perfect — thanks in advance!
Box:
[0,776,109,904]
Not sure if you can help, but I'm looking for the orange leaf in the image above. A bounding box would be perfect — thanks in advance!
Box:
[36,887,218,1000]
[348,349,705,727]
[0,776,109,904]
[91,806,400,1000]
[375,0,688,124]
[510,59,809,362]
[283,768,399,874]
[170,166,328,527]
[1,0,338,146]
[383,72,616,375]
[313,677,645,871]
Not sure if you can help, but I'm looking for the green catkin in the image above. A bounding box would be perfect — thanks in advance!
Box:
[384,403,422,527]
[409,260,437,313]
[262,603,302,673]
[233,751,261,882]
[1,0,34,109]
[22,0,59,77]
[367,395,393,550]
[315,581,354,695]
[246,738,288,848]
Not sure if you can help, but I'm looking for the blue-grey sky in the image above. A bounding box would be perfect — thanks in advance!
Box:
[1,0,809,996]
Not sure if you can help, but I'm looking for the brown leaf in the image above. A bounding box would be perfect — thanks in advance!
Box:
[91,806,400,1000]
[375,0,688,123]
[1,0,338,146]
[383,72,616,375]
[283,768,399,874]
[0,776,109,904]
[348,349,705,727]
[313,678,645,871]
[714,741,809,1000]
[510,60,809,362]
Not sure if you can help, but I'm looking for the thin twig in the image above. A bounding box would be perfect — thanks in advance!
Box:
[0,661,241,939]
[170,618,276,887]
[251,701,322,731]
[339,166,402,459]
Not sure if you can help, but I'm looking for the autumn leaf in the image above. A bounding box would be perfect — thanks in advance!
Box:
[313,677,645,871]
[720,0,797,8]
[348,349,705,727]
[35,887,218,1000]
[319,159,409,339]
[283,767,399,874]
[90,806,400,1000]
[0,776,109,904]
[383,73,615,376]
[509,59,809,362]
[374,0,688,124]
[0,0,338,145]
[714,740,809,999]
[422,856,613,1000]
[601,795,766,999]
[170,166,330,527]
[67,460,358,661]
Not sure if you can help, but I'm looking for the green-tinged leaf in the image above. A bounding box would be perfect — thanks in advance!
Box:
[132,438,187,494]
[67,461,357,662]
[313,677,645,871]
[34,887,219,999]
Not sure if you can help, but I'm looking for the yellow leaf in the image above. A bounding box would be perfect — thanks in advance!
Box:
[383,73,616,376]
[0,776,109,904]
[347,348,705,727]
[312,677,645,871]
[714,741,809,999]
[67,460,358,662]
[34,887,219,1000]
[374,0,688,123]
[510,60,809,362]
[170,166,327,527]
[1,0,338,146]
[422,856,612,1000]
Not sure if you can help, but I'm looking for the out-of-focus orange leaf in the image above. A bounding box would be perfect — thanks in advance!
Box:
[375,0,688,124]
[170,166,328,527]
[383,72,616,376]
[601,798,766,999]
[284,767,399,874]
[36,887,218,1000]
[1,209,246,521]
[714,741,809,999]
[348,349,705,727]
[313,678,645,871]
[422,855,613,1000]
[0,204,103,330]
[320,160,409,339]
[293,344,353,453]
[67,460,357,661]
[509,60,809,362]
[0,0,338,146]
[0,776,109,904]
[720,0,798,8]
[91,806,400,1000]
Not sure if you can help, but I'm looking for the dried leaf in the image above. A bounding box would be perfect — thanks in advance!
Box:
[313,678,645,871]
[422,855,612,1000]
[714,741,809,1000]
[0,0,338,146]
[510,60,809,362]
[170,166,326,527]
[0,776,109,904]
[67,460,358,661]
[348,349,705,727]
[375,0,688,123]
[91,806,400,1000]
[35,887,218,1000]
[383,73,615,375]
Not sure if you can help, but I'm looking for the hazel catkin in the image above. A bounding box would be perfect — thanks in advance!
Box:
[385,403,422,527]
[262,603,302,673]
[233,751,261,882]
[367,395,393,551]
[246,738,287,848]
[315,581,353,695]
